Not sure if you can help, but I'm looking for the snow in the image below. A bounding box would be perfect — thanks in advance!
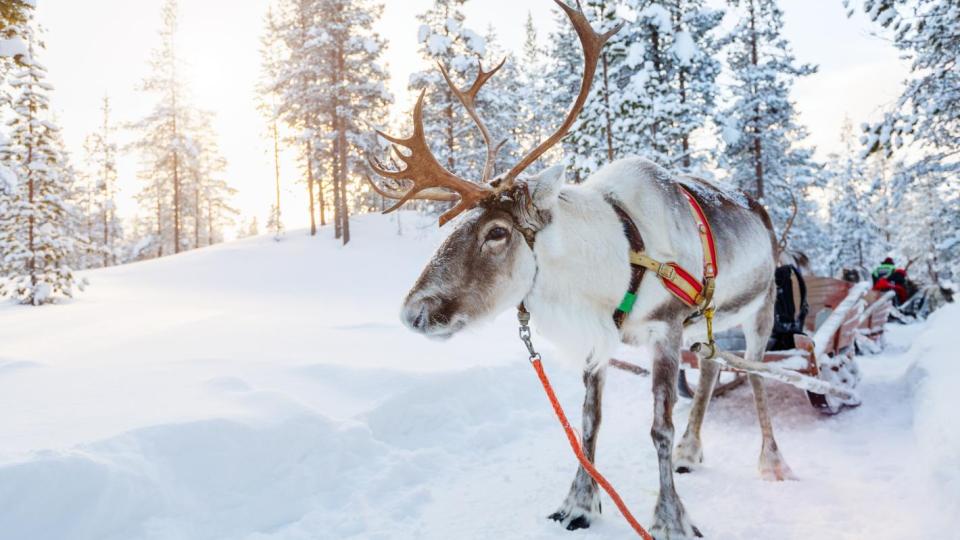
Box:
[671,31,697,65]
[426,33,451,56]
[0,213,958,539]
[640,5,673,35]
[0,37,28,59]
[0,163,17,192]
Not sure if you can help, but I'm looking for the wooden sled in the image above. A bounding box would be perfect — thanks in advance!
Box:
[678,279,871,414]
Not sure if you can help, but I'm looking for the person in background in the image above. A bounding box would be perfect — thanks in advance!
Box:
[872,257,896,284]
[872,258,909,304]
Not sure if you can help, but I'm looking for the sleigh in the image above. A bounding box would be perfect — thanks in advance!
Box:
[676,278,878,414]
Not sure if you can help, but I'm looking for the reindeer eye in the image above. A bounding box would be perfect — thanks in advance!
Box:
[485,226,510,242]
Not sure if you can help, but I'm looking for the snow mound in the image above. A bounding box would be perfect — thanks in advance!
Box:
[1,212,958,539]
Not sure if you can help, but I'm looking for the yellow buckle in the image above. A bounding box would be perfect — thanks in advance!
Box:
[657,264,676,280]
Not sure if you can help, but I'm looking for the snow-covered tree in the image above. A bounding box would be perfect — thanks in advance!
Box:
[544,4,586,180]
[824,118,880,275]
[318,0,392,245]
[614,0,723,172]
[853,0,960,282]
[258,5,285,240]
[270,0,321,235]
[0,22,83,304]
[517,12,552,163]
[408,0,490,179]
[717,0,822,253]
[130,0,190,256]
[131,0,234,257]
[80,95,123,268]
[564,0,623,179]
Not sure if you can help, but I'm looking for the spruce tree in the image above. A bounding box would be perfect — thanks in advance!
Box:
[408,0,490,179]
[717,0,820,250]
[855,0,960,281]
[0,22,82,304]
[258,5,285,240]
[613,0,722,171]
[81,95,122,267]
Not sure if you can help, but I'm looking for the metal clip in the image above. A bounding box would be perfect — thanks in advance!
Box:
[517,309,541,362]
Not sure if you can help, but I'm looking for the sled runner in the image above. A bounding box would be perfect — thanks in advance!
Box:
[678,278,871,414]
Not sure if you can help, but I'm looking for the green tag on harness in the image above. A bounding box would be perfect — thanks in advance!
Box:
[618,292,638,313]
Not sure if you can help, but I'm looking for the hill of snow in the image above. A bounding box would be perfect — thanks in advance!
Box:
[0,213,957,539]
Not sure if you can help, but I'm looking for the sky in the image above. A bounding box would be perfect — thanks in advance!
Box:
[35,0,908,233]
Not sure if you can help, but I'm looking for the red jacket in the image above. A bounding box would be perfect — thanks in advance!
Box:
[874,277,908,303]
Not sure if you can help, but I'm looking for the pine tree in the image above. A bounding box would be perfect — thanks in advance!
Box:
[825,118,878,275]
[0,22,82,304]
[855,0,960,282]
[481,25,523,172]
[131,0,189,256]
[271,0,327,236]
[318,0,392,245]
[717,0,821,250]
[131,0,235,258]
[544,4,585,180]
[258,5,285,240]
[0,1,31,31]
[613,0,723,171]
[81,95,122,267]
[564,0,623,179]
[517,12,551,161]
[408,0,490,179]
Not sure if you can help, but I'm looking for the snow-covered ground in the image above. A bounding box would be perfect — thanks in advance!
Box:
[1,214,957,540]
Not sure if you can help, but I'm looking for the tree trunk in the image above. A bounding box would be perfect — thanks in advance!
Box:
[272,118,282,236]
[26,122,35,288]
[156,178,163,258]
[601,50,615,163]
[749,0,764,200]
[194,176,201,248]
[306,138,317,236]
[337,45,350,245]
[332,137,342,239]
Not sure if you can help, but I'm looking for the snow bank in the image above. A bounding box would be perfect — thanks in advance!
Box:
[1,212,958,539]
[907,303,960,527]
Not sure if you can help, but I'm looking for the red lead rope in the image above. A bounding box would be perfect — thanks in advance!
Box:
[531,358,654,540]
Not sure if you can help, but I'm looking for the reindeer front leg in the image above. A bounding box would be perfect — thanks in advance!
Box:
[650,330,702,539]
[549,366,606,530]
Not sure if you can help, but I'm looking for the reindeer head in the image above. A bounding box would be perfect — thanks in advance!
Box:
[368,0,620,339]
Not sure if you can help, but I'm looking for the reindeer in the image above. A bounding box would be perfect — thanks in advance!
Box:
[368,2,794,538]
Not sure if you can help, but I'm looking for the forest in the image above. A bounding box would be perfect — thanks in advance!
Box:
[0,0,957,305]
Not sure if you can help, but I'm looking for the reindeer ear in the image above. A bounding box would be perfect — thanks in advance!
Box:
[525,164,565,210]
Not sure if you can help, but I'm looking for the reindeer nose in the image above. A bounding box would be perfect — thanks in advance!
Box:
[405,304,427,331]
[402,299,433,332]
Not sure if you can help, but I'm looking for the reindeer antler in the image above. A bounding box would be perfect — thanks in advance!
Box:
[499,0,623,189]
[368,89,494,226]
[439,59,508,183]
[778,192,799,253]
[367,0,622,226]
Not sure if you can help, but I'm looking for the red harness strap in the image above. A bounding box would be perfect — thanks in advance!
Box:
[628,186,718,311]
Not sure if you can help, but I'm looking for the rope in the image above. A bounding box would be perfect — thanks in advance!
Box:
[530,358,654,540]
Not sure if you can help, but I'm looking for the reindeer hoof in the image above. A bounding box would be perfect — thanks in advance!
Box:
[673,437,704,474]
[652,502,702,539]
[548,511,592,530]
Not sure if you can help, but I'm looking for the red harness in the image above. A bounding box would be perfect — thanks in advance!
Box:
[615,186,719,322]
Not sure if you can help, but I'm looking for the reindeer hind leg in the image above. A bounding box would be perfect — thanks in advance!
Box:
[744,287,796,481]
